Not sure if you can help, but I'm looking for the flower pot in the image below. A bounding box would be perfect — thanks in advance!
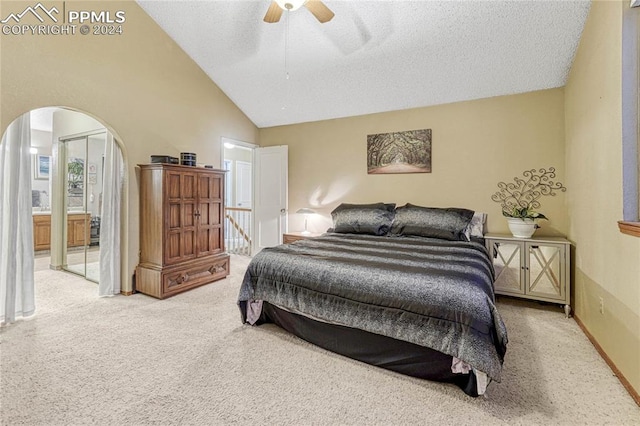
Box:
[507,218,537,238]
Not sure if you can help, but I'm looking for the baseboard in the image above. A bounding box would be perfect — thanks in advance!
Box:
[574,314,640,406]
[120,290,134,296]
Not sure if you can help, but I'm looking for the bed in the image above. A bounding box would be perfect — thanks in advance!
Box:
[238,203,508,396]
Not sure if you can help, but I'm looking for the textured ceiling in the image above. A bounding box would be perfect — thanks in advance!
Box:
[137,0,591,128]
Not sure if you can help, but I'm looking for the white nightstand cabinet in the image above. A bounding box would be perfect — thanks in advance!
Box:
[485,233,571,318]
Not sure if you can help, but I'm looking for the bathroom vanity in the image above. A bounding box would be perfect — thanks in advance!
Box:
[33,212,91,251]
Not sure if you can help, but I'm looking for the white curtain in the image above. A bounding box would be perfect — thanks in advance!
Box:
[0,114,35,324]
[98,133,123,297]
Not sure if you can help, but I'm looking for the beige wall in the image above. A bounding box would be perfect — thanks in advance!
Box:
[565,0,640,395]
[260,89,568,234]
[0,1,259,291]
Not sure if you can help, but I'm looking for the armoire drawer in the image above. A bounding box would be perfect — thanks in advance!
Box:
[162,256,229,295]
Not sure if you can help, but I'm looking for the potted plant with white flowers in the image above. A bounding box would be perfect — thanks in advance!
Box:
[491,167,566,238]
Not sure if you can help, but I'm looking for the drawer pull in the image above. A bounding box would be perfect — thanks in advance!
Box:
[209,264,226,274]
[176,273,189,284]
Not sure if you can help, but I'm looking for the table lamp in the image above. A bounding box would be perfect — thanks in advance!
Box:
[296,208,316,235]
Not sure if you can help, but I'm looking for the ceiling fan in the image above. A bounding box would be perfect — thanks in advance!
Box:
[264,0,335,24]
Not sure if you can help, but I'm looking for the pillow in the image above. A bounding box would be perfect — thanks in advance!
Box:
[390,204,474,241]
[331,202,396,236]
[464,212,487,241]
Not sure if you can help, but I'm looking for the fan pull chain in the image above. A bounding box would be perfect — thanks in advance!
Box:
[282,10,290,110]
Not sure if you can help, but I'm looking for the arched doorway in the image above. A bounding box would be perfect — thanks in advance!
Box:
[1,106,127,305]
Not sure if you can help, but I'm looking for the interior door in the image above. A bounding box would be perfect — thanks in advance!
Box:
[61,132,106,283]
[63,137,88,278]
[236,160,252,208]
[253,146,288,255]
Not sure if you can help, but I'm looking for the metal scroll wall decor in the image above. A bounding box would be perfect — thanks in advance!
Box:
[491,167,567,217]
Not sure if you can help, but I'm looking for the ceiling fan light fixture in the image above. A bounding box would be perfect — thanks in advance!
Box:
[276,0,306,11]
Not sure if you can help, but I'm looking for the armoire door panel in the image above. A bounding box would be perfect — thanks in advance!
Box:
[198,173,222,200]
[166,232,181,263]
[199,203,211,226]
[210,205,221,225]
[210,228,222,252]
[211,177,222,199]
[183,203,196,228]
[183,229,197,258]
[198,227,222,256]
[167,172,182,200]
[198,203,222,226]
[198,229,211,256]
[168,203,181,229]
[182,173,197,200]
[198,174,211,199]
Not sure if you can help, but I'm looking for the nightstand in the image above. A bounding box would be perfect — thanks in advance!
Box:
[484,233,572,318]
[283,232,323,244]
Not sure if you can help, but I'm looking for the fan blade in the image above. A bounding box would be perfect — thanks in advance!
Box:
[264,1,283,23]
[305,0,334,23]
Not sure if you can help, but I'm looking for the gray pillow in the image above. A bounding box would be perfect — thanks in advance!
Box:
[391,204,475,241]
[331,203,396,236]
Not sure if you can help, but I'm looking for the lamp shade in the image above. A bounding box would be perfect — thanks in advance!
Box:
[296,208,316,215]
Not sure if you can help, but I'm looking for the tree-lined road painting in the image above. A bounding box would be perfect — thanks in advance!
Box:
[367,129,432,174]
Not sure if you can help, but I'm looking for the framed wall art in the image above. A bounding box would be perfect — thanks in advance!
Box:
[367,129,432,174]
[35,154,50,180]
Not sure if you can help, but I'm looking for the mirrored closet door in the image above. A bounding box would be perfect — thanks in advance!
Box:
[61,132,106,283]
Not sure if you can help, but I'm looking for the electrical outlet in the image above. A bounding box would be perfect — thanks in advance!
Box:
[599,297,604,314]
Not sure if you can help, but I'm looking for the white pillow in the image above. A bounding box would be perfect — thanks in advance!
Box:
[464,212,486,241]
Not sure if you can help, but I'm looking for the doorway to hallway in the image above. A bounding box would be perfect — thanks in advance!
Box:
[223,138,255,256]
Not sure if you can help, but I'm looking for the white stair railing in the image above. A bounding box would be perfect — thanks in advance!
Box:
[225,207,252,256]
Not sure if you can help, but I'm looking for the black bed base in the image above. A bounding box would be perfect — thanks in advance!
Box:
[256,302,479,397]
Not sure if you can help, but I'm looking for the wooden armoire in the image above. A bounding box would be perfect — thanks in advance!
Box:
[136,164,230,299]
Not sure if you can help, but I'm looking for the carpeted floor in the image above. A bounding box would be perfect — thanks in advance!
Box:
[1,255,638,425]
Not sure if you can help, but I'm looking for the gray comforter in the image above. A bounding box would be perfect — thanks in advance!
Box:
[238,233,508,381]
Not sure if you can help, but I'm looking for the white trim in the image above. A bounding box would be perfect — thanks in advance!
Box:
[223,159,233,206]
[622,5,640,221]
[220,137,257,149]
[57,129,106,142]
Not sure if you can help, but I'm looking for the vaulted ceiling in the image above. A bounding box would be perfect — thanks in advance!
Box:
[137,1,591,128]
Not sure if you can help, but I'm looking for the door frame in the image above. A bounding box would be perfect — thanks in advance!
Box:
[51,128,126,288]
[220,139,288,256]
[220,137,258,254]
[58,131,107,282]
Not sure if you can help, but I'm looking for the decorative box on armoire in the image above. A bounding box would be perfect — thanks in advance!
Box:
[136,164,230,299]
